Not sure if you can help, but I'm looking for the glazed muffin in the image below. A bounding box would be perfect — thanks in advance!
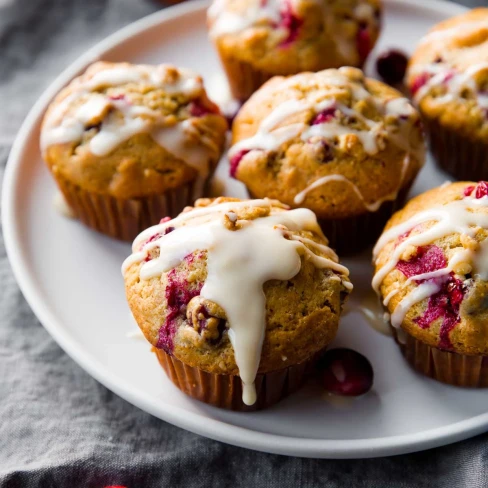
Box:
[208,0,382,101]
[123,197,352,410]
[41,61,228,241]
[229,67,425,253]
[407,8,488,181]
[373,181,488,387]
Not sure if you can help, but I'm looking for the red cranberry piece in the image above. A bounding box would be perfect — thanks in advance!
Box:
[414,273,466,350]
[109,94,126,101]
[376,49,409,85]
[463,185,475,197]
[397,245,446,279]
[410,73,430,96]
[475,181,488,199]
[160,216,171,224]
[278,0,303,47]
[157,265,203,353]
[311,107,336,125]
[229,149,250,178]
[356,23,372,65]
[319,348,374,396]
[189,100,218,117]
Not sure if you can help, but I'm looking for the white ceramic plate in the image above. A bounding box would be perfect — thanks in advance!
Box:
[4,0,487,460]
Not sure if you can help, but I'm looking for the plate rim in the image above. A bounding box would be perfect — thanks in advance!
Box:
[3,0,484,459]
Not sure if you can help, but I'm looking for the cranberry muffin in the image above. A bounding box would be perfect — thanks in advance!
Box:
[373,181,488,387]
[123,197,352,410]
[41,61,228,240]
[230,67,425,253]
[208,0,382,100]
[407,8,488,181]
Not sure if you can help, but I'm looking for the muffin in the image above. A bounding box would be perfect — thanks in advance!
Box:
[41,61,228,241]
[208,0,382,101]
[229,67,425,253]
[407,8,488,181]
[373,181,488,387]
[123,197,352,410]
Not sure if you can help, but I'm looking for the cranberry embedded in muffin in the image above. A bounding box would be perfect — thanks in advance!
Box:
[208,0,382,100]
[41,61,228,240]
[229,67,425,253]
[123,197,352,410]
[373,181,488,387]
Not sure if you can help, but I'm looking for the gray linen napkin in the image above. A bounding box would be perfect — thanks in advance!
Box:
[1,0,488,486]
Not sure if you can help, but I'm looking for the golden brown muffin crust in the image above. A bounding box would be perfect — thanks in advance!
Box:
[407,8,488,140]
[375,182,488,355]
[231,67,425,219]
[42,62,228,199]
[124,197,351,374]
[208,0,382,74]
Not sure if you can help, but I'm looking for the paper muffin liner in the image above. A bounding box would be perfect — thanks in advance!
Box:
[55,175,197,242]
[391,327,488,388]
[425,117,488,181]
[154,348,323,411]
[316,184,412,255]
[216,48,276,102]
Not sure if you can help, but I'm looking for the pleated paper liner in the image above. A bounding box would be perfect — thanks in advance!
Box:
[391,327,488,387]
[302,183,411,255]
[155,348,323,411]
[216,48,278,102]
[426,117,488,181]
[54,175,197,242]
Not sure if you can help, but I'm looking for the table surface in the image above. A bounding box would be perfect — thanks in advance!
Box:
[1,0,487,486]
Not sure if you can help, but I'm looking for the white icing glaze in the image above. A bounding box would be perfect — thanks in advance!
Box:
[230,69,420,211]
[390,281,440,328]
[412,62,488,109]
[41,64,216,195]
[474,239,488,280]
[372,189,488,329]
[208,0,378,63]
[123,199,351,405]
[208,0,282,38]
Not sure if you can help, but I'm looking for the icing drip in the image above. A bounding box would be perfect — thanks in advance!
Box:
[230,68,420,211]
[373,184,488,346]
[293,154,411,209]
[123,199,351,405]
[411,62,488,110]
[41,63,217,195]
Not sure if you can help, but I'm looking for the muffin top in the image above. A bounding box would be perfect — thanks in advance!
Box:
[230,67,425,219]
[208,0,381,74]
[373,181,488,355]
[407,8,488,139]
[41,62,228,199]
[123,197,352,405]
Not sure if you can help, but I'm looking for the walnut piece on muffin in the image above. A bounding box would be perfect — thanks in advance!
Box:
[123,197,352,408]
[41,61,228,240]
[373,181,488,387]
